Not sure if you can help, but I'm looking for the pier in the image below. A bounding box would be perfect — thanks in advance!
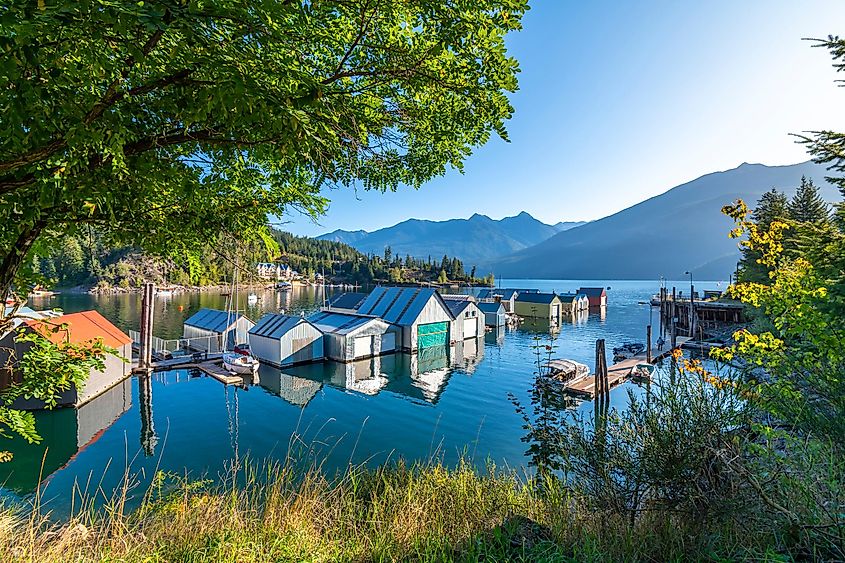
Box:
[133,352,243,385]
[563,336,691,399]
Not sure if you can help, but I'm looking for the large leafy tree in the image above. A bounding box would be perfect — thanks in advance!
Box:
[0,0,526,313]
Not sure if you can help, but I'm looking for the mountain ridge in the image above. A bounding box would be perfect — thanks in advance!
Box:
[317,213,586,265]
[486,161,840,280]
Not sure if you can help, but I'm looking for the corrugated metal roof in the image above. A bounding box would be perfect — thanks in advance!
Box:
[25,310,131,348]
[308,311,384,335]
[440,294,474,301]
[515,292,559,305]
[184,308,250,333]
[328,292,368,310]
[357,287,455,325]
[477,302,505,313]
[445,299,480,317]
[249,313,316,339]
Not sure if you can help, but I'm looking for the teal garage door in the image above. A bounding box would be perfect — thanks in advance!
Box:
[417,322,449,349]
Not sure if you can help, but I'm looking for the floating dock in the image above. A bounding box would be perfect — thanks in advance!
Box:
[132,353,243,385]
[562,336,691,399]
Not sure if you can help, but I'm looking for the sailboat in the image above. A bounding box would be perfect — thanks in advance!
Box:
[221,265,260,375]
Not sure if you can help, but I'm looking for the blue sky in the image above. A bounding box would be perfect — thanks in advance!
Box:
[282,0,845,237]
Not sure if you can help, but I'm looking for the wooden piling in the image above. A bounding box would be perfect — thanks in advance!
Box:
[670,287,677,350]
[689,284,695,337]
[646,325,652,363]
[138,282,155,369]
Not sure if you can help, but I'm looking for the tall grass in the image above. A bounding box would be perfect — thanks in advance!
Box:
[0,456,770,562]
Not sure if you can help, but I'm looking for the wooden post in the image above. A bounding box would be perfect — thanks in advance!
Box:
[670,287,677,350]
[600,339,610,409]
[594,340,601,411]
[646,324,652,363]
[138,282,155,369]
[689,284,696,338]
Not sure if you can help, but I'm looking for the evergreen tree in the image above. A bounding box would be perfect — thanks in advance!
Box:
[752,188,790,228]
[788,176,830,223]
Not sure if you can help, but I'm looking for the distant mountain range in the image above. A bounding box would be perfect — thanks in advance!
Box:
[489,161,840,280]
[318,212,585,265]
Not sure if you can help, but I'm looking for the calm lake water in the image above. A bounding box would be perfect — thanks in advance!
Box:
[3,279,726,512]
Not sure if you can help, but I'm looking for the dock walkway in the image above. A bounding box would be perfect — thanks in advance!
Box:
[563,337,691,399]
[132,352,243,385]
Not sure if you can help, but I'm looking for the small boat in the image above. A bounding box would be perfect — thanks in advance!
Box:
[247,293,258,304]
[223,352,259,375]
[630,363,655,381]
[544,359,590,384]
[612,342,645,362]
[276,281,292,291]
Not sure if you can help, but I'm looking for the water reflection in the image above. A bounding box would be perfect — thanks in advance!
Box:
[258,339,485,408]
[1,378,132,494]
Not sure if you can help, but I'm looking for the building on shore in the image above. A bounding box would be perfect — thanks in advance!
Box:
[355,287,456,352]
[578,287,608,308]
[182,308,254,352]
[514,292,563,323]
[248,313,324,368]
[308,311,396,362]
[0,310,132,409]
[256,262,296,281]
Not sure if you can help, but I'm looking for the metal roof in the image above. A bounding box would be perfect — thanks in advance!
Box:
[249,313,317,339]
[515,292,559,305]
[444,299,474,316]
[578,287,606,297]
[357,287,455,325]
[327,292,368,310]
[184,308,252,333]
[477,288,521,300]
[308,311,386,335]
[477,301,505,313]
[557,292,577,302]
[25,310,131,348]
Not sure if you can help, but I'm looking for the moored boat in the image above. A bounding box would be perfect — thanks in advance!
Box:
[544,359,590,384]
[223,352,259,374]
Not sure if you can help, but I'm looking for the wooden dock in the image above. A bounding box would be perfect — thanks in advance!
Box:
[562,337,691,399]
[132,353,243,385]
[196,360,243,385]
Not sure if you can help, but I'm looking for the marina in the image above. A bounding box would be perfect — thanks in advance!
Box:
[3,279,728,514]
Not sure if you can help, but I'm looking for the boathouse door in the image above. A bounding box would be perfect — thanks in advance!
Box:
[417,322,449,349]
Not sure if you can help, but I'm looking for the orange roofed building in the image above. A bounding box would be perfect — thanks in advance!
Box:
[1,310,132,409]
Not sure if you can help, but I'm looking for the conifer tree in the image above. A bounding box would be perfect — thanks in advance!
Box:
[788,176,830,223]
[752,188,790,228]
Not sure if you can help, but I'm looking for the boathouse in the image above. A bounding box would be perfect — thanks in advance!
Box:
[182,308,254,352]
[355,287,456,352]
[578,287,607,308]
[308,311,396,362]
[444,299,484,340]
[248,313,324,368]
[0,310,132,408]
[558,293,589,314]
[477,288,520,313]
[514,292,563,323]
[326,292,368,313]
[478,301,506,327]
